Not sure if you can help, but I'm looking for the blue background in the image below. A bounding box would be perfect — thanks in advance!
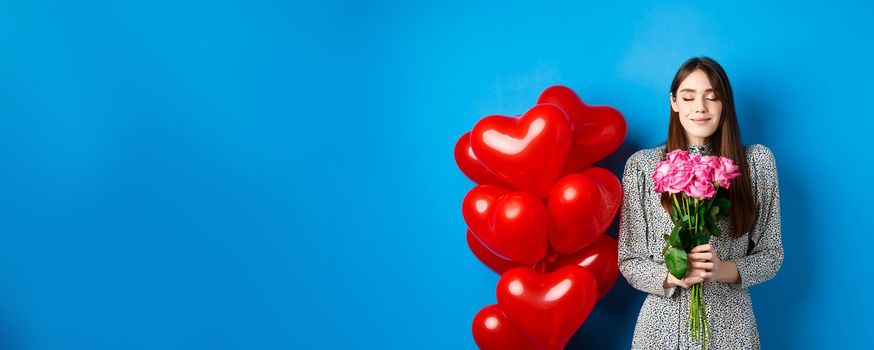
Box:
[1,1,872,349]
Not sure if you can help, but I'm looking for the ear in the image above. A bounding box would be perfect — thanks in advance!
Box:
[669,92,679,112]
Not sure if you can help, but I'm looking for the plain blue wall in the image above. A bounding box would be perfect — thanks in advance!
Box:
[1,1,872,349]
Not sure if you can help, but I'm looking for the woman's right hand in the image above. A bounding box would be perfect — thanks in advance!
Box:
[664,266,712,289]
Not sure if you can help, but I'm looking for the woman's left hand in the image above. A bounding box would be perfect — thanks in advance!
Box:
[688,244,722,282]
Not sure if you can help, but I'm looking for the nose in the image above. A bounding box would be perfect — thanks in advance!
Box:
[694,99,707,113]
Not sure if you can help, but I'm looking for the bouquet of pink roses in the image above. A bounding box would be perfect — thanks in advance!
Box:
[652,149,742,349]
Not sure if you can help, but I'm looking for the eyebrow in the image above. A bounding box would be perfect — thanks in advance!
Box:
[679,88,714,93]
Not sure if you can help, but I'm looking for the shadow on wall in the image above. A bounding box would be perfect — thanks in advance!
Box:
[0,314,20,350]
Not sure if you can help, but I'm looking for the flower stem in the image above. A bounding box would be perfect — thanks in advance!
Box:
[683,196,690,222]
[689,283,710,349]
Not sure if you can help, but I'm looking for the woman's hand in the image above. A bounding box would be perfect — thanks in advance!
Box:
[664,271,705,289]
[688,244,721,282]
[690,243,742,283]
[663,244,719,289]
[664,244,741,288]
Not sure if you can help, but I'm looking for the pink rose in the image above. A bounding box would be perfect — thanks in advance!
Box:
[664,167,693,194]
[692,156,715,183]
[652,149,741,195]
[721,157,739,174]
[712,157,741,188]
[685,178,716,199]
[652,161,673,193]
[653,161,672,182]
[666,149,690,164]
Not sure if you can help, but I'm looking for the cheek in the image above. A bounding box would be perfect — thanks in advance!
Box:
[711,103,723,116]
[678,103,695,115]
[712,115,722,126]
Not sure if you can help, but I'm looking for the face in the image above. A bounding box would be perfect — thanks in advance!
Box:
[670,69,723,145]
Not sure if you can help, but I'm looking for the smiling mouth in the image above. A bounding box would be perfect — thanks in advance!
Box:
[691,118,711,122]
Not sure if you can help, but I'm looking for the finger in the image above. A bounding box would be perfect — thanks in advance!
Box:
[690,262,714,270]
[691,244,712,253]
[687,266,706,273]
[684,276,704,285]
[688,253,713,261]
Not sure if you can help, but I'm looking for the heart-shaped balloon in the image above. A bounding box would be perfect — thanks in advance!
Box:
[547,235,620,300]
[454,131,511,187]
[497,265,598,350]
[547,167,622,254]
[463,185,549,265]
[466,230,528,274]
[472,304,537,350]
[470,104,572,198]
[463,184,512,241]
[536,85,626,174]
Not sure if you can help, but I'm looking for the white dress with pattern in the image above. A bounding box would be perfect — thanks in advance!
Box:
[617,143,784,350]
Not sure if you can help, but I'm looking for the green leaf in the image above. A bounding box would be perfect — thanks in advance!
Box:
[694,226,711,246]
[703,209,715,228]
[708,206,719,222]
[671,206,679,222]
[664,247,688,280]
[679,225,692,251]
[713,195,731,214]
[710,222,723,237]
[668,225,684,248]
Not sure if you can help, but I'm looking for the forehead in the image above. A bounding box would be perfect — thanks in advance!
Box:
[678,69,714,92]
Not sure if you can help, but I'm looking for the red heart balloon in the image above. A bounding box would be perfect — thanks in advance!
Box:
[463,185,549,264]
[454,131,511,187]
[487,192,550,265]
[466,230,528,274]
[462,184,511,242]
[548,235,620,300]
[547,167,622,254]
[497,265,598,350]
[472,304,537,350]
[536,85,626,174]
[470,104,572,198]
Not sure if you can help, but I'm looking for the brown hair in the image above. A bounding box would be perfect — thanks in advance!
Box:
[660,57,756,239]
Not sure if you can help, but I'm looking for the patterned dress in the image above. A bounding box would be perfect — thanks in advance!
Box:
[617,143,784,350]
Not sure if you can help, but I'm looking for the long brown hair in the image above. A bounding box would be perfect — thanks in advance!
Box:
[660,57,756,239]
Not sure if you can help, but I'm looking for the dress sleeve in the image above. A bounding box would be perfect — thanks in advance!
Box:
[732,145,785,289]
[617,151,677,299]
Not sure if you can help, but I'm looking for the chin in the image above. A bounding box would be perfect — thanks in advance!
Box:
[688,131,716,139]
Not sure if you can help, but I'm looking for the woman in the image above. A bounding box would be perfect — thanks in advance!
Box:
[617,57,784,349]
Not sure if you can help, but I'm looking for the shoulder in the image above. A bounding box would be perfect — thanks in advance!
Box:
[623,145,666,179]
[627,144,667,166]
[744,143,777,170]
[744,144,780,194]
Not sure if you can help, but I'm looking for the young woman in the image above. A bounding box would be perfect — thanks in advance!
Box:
[617,57,784,349]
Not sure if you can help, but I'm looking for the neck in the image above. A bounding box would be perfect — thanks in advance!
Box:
[687,136,710,146]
